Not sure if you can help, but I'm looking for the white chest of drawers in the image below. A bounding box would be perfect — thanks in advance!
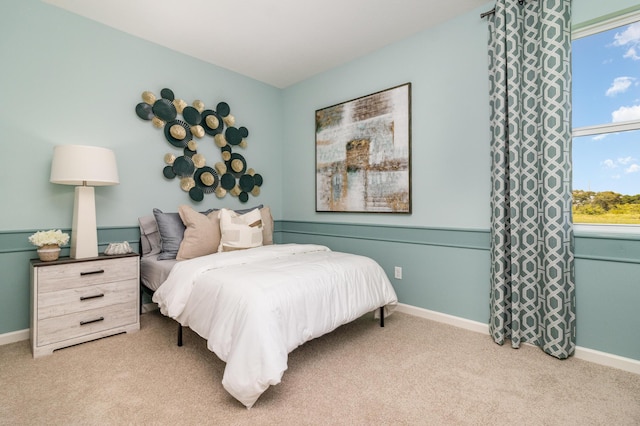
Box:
[30,253,140,358]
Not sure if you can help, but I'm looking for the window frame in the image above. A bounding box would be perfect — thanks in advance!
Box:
[571,9,640,236]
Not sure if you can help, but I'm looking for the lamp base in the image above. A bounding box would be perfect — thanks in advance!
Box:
[70,186,98,259]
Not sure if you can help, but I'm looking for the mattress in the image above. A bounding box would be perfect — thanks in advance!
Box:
[140,254,178,291]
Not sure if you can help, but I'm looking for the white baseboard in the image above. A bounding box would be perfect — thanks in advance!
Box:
[573,346,640,375]
[396,303,490,334]
[0,328,29,346]
[395,303,640,375]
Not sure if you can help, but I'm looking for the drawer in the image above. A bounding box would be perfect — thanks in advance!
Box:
[36,301,138,347]
[37,257,138,292]
[37,278,138,320]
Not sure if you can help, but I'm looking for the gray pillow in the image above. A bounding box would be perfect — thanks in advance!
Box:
[153,208,188,260]
[138,214,161,256]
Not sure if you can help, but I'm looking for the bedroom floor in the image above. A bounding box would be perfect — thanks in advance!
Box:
[1,310,638,425]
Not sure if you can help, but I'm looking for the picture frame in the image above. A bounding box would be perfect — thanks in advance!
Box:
[315,83,411,213]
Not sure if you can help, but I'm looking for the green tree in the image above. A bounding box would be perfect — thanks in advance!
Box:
[592,191,621,211]
[620,194,640,205]
[572,190,594,206]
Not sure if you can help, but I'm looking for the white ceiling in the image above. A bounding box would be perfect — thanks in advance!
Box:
[43,0,489,88]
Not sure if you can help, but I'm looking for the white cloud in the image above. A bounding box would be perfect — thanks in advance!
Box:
[625,164,640,174]
[612,105,640,122]
[624,47,640,60]
[606,76,635,96]
[592,134,607,141]
[611,174,621,180]
[613,22,640,46]
[602,157,638,172]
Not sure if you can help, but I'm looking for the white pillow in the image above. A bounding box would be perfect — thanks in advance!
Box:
[218,208,263,252]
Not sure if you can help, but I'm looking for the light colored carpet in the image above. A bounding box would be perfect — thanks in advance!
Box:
[1,310,638,425]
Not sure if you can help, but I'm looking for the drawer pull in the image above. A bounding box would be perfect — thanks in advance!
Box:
[80,293,105,301]
[80,317,105,326]
[80,269,105,276]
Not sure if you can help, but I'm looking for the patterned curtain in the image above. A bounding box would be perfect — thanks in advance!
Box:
[487,0,575,359]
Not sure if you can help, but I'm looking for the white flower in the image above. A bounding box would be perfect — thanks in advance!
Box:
[28,230,70,247]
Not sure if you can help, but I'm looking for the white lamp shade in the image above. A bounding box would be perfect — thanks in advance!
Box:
[50,145,119,186]
[49,145,119,259]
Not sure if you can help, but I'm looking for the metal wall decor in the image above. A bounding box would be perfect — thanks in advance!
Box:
[315,83,411,213]
[135,88,263,202]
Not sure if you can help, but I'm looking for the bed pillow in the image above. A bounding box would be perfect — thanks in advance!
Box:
[138,214,161,256]
[153,208,188,260]
[260,206,274,245]
[209,204,272,244]
[218,208,264,252]
[176,205,221,260]
[212,205,272,244]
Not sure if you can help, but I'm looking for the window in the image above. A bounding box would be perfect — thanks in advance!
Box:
[572,11,640,227]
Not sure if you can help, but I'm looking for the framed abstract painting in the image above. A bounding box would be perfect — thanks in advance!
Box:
[315,83,411,213]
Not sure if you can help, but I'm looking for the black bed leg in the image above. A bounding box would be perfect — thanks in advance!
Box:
[177,323,183,347]
[380,306,385,327]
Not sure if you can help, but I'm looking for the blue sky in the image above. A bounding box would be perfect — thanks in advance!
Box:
[572,21,640,196]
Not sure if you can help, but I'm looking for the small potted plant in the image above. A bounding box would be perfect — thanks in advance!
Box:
[28,229,70,261]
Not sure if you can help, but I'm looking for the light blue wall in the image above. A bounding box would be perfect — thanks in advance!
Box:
[281,0,640,226]
[1,0,639,362]
[279,0,640,361]
[0,0,282,334]
[281,8,490,228]
[0,0,283,231]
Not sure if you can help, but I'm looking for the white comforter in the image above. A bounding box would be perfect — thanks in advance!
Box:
[152,243,398,408]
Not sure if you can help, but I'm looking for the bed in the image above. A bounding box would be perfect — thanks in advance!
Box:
[139,205,398,408]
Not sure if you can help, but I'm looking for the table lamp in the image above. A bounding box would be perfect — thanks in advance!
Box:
[50,145,119,259]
